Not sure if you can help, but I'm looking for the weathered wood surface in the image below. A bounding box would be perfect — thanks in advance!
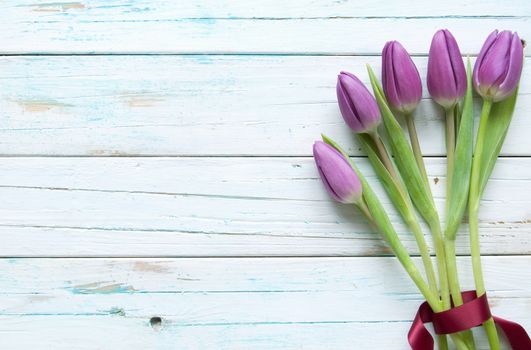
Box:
[0,257,529,349]
[1,0,530,348]
[0,157,529,257]
[1,1,530,54]
[1,55,531,156]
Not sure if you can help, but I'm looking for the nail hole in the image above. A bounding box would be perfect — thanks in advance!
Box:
[150,316,162,330]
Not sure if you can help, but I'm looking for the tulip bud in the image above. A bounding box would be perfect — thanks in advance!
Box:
[313,141,362,204]
[473,30,524,102]
[382,41,423,114]
[427,29,467,109]
[336,71,381,133]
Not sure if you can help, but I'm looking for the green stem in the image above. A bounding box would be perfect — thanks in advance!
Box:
[412,220,450,350]
[357,199,377,228]
[405,114,430,190]
[445,108,476,349]
[445,240,462,305]
[369,131,399,181]
[445,240,476,350]
[445,107,456,210]
[429,221,451,311]
[357,201,468,350]
[364,132,450,349]
[469,99,500,350]
[438,335,449,350]
[409,220,439,298]
[434,223,473,350]
[357,202,440,308]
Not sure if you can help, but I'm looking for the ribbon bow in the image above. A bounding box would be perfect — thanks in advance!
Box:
[408,290,530,349]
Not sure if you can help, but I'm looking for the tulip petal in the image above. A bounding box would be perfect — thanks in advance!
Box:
[382,42,401,109]
[313,141,362,203]
[478,31,512,90]
[382,41,422,113]
[473,30,499,89]
[497,32,524,101]
[428,30,457,107]
[392,42,422,107]
[337,72,381,133]
[337,78,363,131]
[445,30,467,99]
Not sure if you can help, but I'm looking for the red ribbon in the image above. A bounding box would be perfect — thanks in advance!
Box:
[408,290,530,349]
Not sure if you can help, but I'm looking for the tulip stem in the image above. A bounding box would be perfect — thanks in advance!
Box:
[444,107,477,350]
[445,240,477,350]
[357,201,468,350]
[469,99,500,350]
[405,114,430,190]
[429,221,451,309]
[369,131,399,180]
[356,199,378,231]
[445,107,456,204]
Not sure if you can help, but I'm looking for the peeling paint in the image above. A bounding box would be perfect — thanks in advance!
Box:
[107,307,126,316]
[127,97,164,108]
[133,261,169,273]
[31,2,86,12]
[17,100,70,113]
[69,281,137,294]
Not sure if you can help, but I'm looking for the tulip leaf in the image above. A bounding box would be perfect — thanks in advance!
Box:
[366,65,439,227]
[357,134,411,223]
[478,87,518,197]
[445,59,474,241]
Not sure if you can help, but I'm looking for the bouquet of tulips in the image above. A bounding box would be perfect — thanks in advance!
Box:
[313,30,530,350]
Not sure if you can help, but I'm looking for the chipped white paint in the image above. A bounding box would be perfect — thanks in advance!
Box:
[0,0,530,348]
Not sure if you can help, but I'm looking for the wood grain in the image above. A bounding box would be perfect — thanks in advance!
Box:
[0,157,529,257]
[1,55,530,156]
[2,1,530,347]
[1,1,530,54]
[0,257,528,349]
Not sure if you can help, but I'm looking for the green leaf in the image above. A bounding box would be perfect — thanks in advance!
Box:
[357,134,412,223]
[445,59,474,241]
[366,65,439,227]
[478,88,518,196]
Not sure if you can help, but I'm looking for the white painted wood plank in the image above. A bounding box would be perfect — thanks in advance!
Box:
[3,0,528,18]
[1,55,530,156]
[0,157,529,257]
[0,2,529,54]
[0,257,528,349]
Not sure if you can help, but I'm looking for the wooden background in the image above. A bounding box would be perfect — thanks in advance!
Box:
[0,1,530,349]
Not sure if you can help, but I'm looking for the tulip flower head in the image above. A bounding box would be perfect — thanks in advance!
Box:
[382,41,423,114]
[313,141,362,204]
[336,71,381,134]
[473,30,524,102]
[427,29,467,109]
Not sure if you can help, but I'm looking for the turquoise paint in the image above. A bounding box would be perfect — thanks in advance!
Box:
[107,307,126,316]
[67,282,136,295]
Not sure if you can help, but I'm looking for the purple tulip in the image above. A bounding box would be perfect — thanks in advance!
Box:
[313,141,362,204]
[427,29,467,109]
[473,30,524,102]
[382,41,423,114]
[336,71,381,133]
